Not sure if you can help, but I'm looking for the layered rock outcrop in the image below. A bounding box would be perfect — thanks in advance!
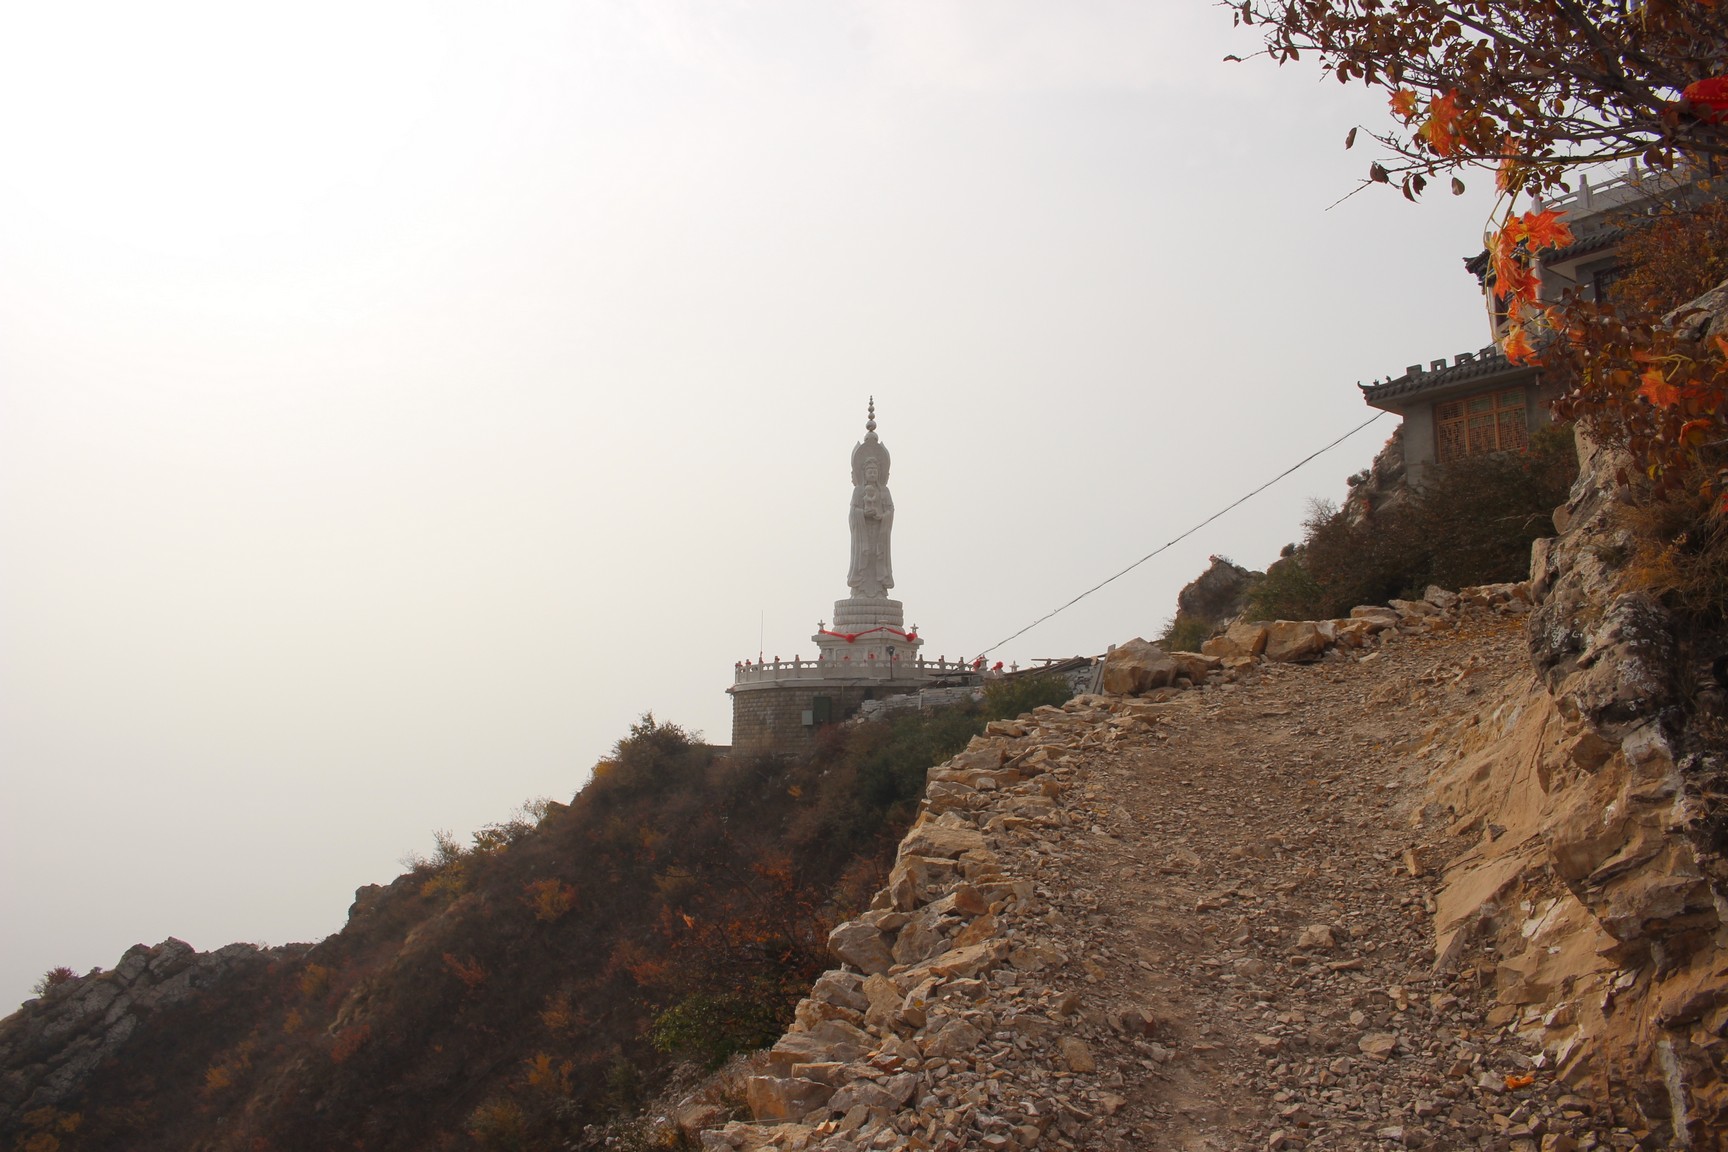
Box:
[1175,556,1257,626]
[0,938,304,1124]
[1425,420,1728,1146]
[1341,425,1411,527]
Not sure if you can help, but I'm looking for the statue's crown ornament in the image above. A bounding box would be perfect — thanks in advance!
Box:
[851,397,890,485]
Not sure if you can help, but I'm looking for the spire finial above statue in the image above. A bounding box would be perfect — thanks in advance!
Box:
[865,396,877,438]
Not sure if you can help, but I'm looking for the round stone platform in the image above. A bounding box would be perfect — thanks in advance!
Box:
[830,597,906,632]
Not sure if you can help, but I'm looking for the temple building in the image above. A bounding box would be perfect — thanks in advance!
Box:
[1360,160,1697,486]
[728,402,975,756]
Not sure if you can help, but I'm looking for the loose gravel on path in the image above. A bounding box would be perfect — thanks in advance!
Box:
[1009,609,1610,1150]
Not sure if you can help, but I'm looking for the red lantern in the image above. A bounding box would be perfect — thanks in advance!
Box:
[1683,76,1728,123]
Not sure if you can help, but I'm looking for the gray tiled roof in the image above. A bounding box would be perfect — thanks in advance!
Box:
[1462,225,1626,285]
[1541,225,1626,265]
[1359,347,1534,406]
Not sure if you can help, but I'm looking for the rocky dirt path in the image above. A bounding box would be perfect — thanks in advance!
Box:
[706,598,1625,1152]
[1048,608,1609,1150]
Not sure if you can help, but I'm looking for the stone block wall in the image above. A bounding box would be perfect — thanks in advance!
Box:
[852,686,985,723]
[731,684,893,757]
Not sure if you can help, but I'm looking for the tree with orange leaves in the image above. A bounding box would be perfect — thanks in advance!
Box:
[1233,0,1728,201]
[1236,0,1728,519]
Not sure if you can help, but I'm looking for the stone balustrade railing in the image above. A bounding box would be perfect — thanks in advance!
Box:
[1533,159,1655,218]
[732,656,979,685]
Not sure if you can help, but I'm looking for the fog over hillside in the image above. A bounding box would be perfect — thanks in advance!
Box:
[0,1,1504,1007]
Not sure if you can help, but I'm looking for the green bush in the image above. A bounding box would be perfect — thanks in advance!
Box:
[1244,552,1327,622]
[467,1098,530,1152]
[649,992,785,1070]
[983,672,1073,719]
[1246,425,1578,620]
[1158,612,1214,653]
[784,700,988,883]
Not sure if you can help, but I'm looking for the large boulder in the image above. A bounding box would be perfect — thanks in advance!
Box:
[1100,638,1180,695]
[886,855,958,911]
[901,816,986,860]
[1263,621,1328,663]
[1201,622,1269,659]
[747,1075,832,1122]
[1348,605,1400,630]
[826,921,893,974]
[1168,650,1223,682]
[1327,619,1376,648]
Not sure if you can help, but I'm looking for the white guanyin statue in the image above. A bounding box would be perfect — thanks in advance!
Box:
[846,399,894,599]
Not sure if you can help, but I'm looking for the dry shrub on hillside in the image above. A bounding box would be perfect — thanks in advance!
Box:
[1619,488,1728,626]
[1542,203,1728,640]
[29,968,76,997]
[1248,425,1579,621]
[442,953,488,993]
[524,878,579,923]
[15,1108,82,1152]
[1613,200,1728,317]
[467,1098,530,1152]
[16,701,1043,1152]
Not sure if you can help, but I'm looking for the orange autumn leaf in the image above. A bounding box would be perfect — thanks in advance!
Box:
[1490,221,1532,294]
[1493,216,1528,253]
[1640,368,1682,407]
[1496,260,1539,309]
[1519,208,1574,252]
[1496,145,1523,193]
[1421,89,1463,156]
[1541,304,1587,343]
[1503,325,1538,364]
[1390,89,1419,121]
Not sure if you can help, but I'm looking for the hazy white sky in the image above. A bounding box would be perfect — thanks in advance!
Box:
[1,1,1503,1007]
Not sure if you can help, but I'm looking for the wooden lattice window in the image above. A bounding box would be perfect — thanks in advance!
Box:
[1435,388,1529,464]
[1592,264,1623,303]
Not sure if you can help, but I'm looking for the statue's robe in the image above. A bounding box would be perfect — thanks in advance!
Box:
[846,484,894,598]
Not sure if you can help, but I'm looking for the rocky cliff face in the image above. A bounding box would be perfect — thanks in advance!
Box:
[1342,425,1411,527]
[1174,557,1259,630]
[1424,419,1728,1146]
[0,938,305,1126]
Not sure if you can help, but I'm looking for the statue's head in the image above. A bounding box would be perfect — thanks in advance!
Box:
[850,400,891,486]
[850,442,889,487]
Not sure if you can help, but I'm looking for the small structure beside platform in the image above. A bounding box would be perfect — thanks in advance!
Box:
[728,401,978,756]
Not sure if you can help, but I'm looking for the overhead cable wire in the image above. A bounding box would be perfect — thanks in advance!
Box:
[976,410,1388,659]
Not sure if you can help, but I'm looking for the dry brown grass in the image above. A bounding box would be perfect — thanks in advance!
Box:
[1617,487,1728,626]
